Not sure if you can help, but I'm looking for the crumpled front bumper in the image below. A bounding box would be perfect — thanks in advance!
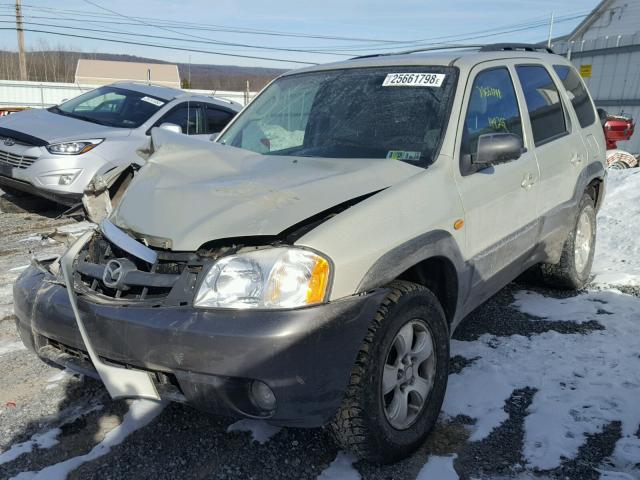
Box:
[13,257,384,427]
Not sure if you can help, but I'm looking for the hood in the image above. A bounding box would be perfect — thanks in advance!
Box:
[111,129,422,251]
[0,108,130,144]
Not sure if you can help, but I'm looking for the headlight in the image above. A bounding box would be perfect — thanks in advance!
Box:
[194,247,331,309]
[46,139,103,155]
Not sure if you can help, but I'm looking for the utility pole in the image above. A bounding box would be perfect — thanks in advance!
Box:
[547,11,555,49]
[15,0,27,80]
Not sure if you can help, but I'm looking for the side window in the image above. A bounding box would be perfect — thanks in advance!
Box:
[159,104,204,134]
[205,107,235,134]
[553,65,596,128]
[462,68,522,158]
[516,65,567,145]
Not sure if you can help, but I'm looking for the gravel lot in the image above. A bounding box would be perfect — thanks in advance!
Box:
[0,188,638,480]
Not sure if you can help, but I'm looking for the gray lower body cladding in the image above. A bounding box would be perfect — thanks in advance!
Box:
[13,266,385,427]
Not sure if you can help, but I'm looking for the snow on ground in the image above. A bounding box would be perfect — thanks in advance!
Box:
[592,169,640,286]
[11,399,166,480]
[444,289,640,472]
[316,452,360,480]
[226,419,282,444]
[416,455,458,480]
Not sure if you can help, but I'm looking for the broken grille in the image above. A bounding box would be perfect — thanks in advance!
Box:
[75,233,202,303]
[0,148,37,169]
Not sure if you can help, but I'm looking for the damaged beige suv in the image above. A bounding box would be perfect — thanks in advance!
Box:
[13,44,606,463]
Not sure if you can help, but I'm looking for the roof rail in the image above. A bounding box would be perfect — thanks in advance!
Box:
[479,43,555,54]
[351,44,483,60]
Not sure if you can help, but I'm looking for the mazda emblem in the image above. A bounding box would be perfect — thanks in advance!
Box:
[102,259,124,289]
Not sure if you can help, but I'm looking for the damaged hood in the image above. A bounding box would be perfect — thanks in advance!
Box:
[111,129,422,251]
[0,108,130,144]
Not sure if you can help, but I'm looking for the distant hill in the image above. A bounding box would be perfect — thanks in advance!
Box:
[0,50,287,91]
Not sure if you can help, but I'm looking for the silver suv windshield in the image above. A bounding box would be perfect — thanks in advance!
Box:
[49,86,167,128]
[218,66,457,167]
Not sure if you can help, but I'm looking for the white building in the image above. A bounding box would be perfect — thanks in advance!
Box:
[552,0,640,153]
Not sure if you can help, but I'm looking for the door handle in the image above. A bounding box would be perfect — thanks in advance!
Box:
[521,173,536,190]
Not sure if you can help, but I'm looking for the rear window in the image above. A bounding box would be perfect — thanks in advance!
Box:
[516,65,567,146]
[553,65,596,128]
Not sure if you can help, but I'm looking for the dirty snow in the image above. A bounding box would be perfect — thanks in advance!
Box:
[0,428,61,465]
[316,452,360,480]
[416,454,459,480]
[444,288,640,471]
[226,419,282,444]
[12,399,166,480]
[0,340,26,356]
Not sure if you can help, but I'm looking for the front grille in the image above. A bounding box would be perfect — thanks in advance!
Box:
[75,232,203,304]
[0,148,37,169]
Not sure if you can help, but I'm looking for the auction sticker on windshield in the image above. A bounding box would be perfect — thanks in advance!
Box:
[387,150,422,162]
[382,73,445,87]
[141,96,165,107]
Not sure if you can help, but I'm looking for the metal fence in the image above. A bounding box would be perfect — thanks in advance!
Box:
[0,79,255,109]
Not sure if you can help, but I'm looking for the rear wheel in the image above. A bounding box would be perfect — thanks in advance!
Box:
[329,281,449,464]
[538,193,596,289]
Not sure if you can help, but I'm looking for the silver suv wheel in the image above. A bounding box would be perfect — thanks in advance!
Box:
[382,319,436,430]
[574,209,594,276]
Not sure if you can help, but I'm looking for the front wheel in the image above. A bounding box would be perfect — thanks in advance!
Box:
[329,281,450,464]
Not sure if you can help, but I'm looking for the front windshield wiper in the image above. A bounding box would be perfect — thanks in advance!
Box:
[62,112,118,128]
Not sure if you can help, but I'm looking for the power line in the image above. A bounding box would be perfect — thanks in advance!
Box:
[0,27,318,65]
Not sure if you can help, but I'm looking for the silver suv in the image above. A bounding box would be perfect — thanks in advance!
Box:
[0,82,241,205]
[13,44,606,463]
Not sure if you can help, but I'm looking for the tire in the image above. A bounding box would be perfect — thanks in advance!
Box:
[538,193,596,289]
[329,280,450,464]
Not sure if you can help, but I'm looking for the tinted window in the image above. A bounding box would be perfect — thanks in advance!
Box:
[160,104,204,134]
[205,107,235,134]
[51,86,166,128]
[218,66,457,166]
[553,65,596,128]
[516,65,567,145]
[462,68,522,157]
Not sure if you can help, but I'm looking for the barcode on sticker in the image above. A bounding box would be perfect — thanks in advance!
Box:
[141,96,165,107]
[382,73,445,87]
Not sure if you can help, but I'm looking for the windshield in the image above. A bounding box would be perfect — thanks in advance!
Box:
[50,86,168,128]
[218,66,457,166]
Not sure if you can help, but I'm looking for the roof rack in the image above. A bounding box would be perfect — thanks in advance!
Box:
[351,42,555,61]
[351,44,483,60]
[479,43,555,54]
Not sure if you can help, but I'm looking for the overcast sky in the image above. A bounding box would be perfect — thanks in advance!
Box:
[0,0,602,68]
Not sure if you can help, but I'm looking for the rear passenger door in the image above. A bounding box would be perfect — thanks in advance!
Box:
[515,64,587,218]
[454,62,540,303]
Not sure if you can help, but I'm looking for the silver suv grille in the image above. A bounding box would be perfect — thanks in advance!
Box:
[0,148,37,169]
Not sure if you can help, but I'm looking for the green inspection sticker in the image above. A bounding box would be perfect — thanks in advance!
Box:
[387,150,422,162]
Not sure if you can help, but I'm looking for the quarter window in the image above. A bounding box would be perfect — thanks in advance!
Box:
[462,68,523,158]
[553,65,596,128]
[516,65,567,145]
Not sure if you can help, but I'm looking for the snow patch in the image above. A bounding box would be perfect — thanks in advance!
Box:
[416,454,458,480]
[443,288,640,470]
[226,419,281,444]
[317,451,360,480]
[593,169,640,286]
[12,399,166,480]
[0,428,61,465]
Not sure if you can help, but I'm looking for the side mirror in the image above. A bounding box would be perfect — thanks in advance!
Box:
[159,122,182,134]
[597,107,608,126]
[473,133,524,166]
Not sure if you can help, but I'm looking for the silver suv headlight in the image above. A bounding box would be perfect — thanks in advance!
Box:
[194,247,331,309]
[46,139,104,155]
